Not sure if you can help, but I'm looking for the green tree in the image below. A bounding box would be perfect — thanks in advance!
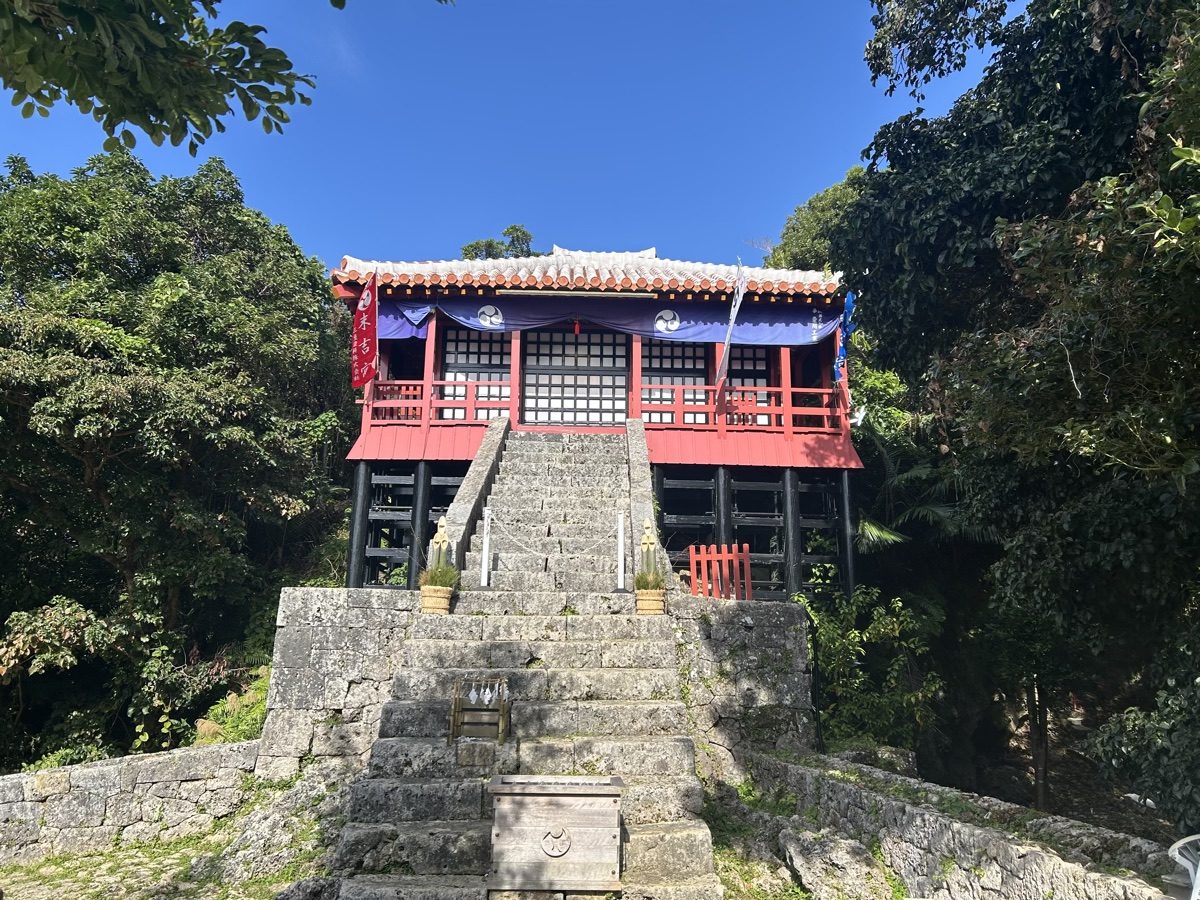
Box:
[0,150,352,767]
[0,0,450,154]
[830,0,1200,807]
[461,224,543,260]
[1088,599,1200,833]
[807,586,944,749]
[765,166,864,271]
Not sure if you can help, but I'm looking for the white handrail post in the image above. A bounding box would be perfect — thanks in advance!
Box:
[481,507,492,588]
[616,511,626,591]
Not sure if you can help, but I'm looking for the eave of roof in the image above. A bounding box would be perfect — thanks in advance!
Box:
[332,246,841,297]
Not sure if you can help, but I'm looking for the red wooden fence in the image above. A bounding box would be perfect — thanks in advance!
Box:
[688,543,754,602]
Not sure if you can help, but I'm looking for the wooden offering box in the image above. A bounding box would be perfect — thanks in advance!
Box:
[486,774,625,892]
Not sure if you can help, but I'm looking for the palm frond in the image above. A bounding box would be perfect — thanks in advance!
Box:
[895,503,956,527]
[888,462,934,487]
[857,516,911,552]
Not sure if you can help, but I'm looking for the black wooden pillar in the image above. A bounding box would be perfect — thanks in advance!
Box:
[782,468,802,598]
[346,461,372,588]
[713,465,734,548]
[840,468,857,598]
[407,460,432,588]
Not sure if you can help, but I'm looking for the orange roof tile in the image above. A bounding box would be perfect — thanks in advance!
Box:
[333,246,840,297]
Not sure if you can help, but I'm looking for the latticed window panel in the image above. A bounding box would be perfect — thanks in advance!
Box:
[643,338,708,371]
[443,329,512,368]
[729,346,773,425]
[730,346,769,373]
[440,328,511,420]
[521,331,630,425]
[642,338,710,425]
[523,372,628,425]
[525,331,627,369]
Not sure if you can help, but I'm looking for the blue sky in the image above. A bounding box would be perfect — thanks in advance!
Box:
[1,1,991,271]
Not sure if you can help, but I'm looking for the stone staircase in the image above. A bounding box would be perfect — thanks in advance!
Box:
[330,431,721,899]
[458,431,635,609]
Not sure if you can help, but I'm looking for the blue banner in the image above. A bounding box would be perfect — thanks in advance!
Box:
[834,291,856,380]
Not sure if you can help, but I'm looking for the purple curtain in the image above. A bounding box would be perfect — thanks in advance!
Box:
[378,295,840,345]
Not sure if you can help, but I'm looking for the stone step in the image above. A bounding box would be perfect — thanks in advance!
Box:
[459,570,553,591]
[499,447,627,461]
[505,434,626,448]
[623,821,716,882]
[449,590,637,616]
[337,873,721,900]
[475,520,630,538]
[483,508,631,528]
[336,874,487,900]
[469,532,632,555]
[621,875,726,900]
[492,478,629,492]
[460,569,624,593]
[391,667,678,703]
[402,639,677,671]
[619,775,706,825]
[410,613,672,642]
[345,778,486,824]
[344,772,699,833]
[366,737,518,779]
[510,700,688,739]
[380,699,687,740]
[488,488,631,504]
[333,820,490,876]
[556,571,631,593]
[518,736,695,777]
[494,466,628,479]
[463,550,617,575]
[484,502,631,520]
[496,465,628,480]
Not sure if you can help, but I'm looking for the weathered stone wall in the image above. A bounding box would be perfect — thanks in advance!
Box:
[673,595,813,781]
[0,585,413,867]
[256,587,417,779]
[0,741,258,866]
[747,751,1172,900]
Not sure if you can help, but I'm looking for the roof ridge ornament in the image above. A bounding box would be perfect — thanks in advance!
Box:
[550,245,657,260]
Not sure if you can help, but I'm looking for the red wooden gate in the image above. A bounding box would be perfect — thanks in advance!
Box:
[687,543,754,602]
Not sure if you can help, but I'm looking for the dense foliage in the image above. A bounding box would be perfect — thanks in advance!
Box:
[0,151,352,769]
[808,586,944,749]
[797,0,1200,813]
[1089,603,1200,832]
[769,168,999,787]
[0,1,450,153]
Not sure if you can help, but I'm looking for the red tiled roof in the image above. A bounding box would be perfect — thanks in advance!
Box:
[646,430,863,468]
[347,423,488,462]
[333,246,840,297]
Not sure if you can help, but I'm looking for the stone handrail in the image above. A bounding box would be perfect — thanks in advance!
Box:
[626,417,678,591]
[438,414,511,569]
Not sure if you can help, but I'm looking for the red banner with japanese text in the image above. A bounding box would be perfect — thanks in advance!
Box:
[351,273,378,388]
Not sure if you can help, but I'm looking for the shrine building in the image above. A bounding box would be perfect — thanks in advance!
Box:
[332,246,862,599]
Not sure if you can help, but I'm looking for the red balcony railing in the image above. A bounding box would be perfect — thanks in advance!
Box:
[362,379,511,430]
[362,379,845,435]
[639,383,844,435]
